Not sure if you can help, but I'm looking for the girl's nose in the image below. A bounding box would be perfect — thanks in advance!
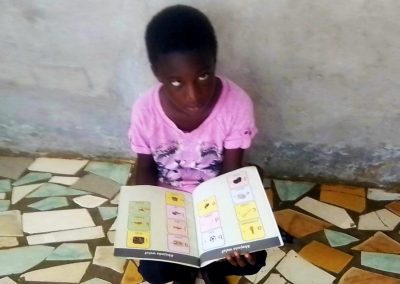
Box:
[187,84,200,106]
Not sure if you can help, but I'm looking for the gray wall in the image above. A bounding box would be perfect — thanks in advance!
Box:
[1,0,400,187]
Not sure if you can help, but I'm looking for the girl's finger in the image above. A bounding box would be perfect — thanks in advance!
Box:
[244,253,256,265]
[234,252,247,267]
[226,254,238,266]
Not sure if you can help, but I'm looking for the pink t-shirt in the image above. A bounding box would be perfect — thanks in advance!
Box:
[128,76,257,192]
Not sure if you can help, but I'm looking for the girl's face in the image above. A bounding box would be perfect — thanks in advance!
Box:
[153,51,218,116]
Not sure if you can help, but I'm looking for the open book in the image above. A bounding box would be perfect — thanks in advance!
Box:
[114,166,282,268]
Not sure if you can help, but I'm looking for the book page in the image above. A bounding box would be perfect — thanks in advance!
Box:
[192,166,282,266]
[114,185,200,267]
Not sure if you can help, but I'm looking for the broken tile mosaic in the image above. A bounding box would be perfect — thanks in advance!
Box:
[84,161,131,185]
[1,154,400,284]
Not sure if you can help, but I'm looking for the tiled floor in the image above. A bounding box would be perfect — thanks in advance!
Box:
[0,155,399,283]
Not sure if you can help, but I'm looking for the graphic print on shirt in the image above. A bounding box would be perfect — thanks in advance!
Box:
[154,141,223,188]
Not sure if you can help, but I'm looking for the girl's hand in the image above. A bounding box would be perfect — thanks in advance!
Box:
[226,251,256,267]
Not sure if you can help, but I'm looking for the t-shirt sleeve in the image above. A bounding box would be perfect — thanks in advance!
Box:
[224,94,258,149]
[128,100,152,155]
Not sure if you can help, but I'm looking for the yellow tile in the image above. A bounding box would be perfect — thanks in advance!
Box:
[320,184,366,213]
[352,231,400,254]
[225,275,241,284]
[386,201,400,217]
[121,261,143,284]
[299,240,353,274]
[339,267,400,284]
[274,209,331,238]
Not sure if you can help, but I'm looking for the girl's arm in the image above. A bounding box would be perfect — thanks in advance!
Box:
[221,148,244,174]
[128,153,158,186]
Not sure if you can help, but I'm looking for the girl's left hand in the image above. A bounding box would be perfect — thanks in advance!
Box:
[226,251,256,267]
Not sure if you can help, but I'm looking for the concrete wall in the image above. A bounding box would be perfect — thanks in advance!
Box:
[1,0,400,187]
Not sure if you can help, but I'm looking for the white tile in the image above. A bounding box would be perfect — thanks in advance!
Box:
[367,188,400,201]
[0,237,18,248]
[22,209,95,234]
[73,195,107,208]
[110,193,119,204]
[93,246,126,273]
[20,261,90,283]
[49,176,80,185]
[358,209,400,230]
[11,183,43,204]
[246,248,286,283]
[81,278,112,284]
[0,277,17,284]
[107,231,115,244]
[295,197,356,229]
[263,273,288,284]
[0,210,23,237]
[27,226,104,245]
[276,250,336,284]
[28,158,88,175]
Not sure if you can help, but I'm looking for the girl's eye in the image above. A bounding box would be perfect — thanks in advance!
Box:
[170,80,181,87]
[198,73,209,81]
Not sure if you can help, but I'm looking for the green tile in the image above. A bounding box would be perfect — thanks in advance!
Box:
[0,245,54,276]
[28,197,69,211]
[85,161,131,185]
[98,207,118,221]
[12,172,52,186]
[0,200,10,212]
[27,183,88,198]
[46,243,92,261]
[274,180,315,201]
[361,251,400,274]
[0,180,11,193]
[324,229,359,247]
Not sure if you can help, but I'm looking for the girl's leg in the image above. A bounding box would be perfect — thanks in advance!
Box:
[201,250,267,284]
[139,260,198,284]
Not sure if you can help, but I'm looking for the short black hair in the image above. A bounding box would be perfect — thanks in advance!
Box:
[145,5,217,66]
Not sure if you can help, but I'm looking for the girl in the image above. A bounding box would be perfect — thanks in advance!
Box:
[129,5,266,283]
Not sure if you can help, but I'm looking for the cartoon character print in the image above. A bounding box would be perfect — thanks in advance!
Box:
[154,141,223,188]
